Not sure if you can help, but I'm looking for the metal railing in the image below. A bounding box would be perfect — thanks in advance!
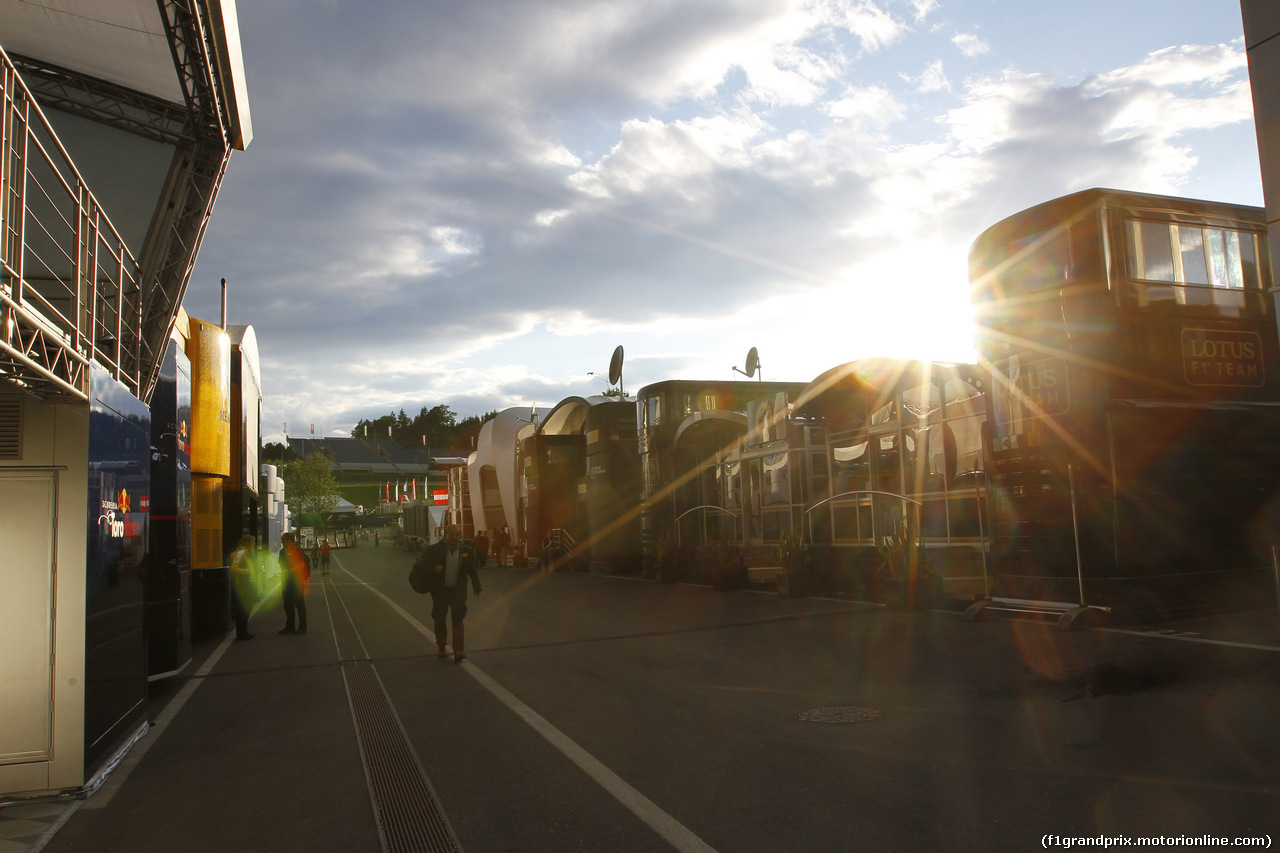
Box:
[1,48,143,400]
[673,504,739,546]
[542,528,576,553]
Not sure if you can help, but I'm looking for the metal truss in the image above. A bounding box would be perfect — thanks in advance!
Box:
[6,54,193,148]
[0,0,237,404]
[137,0,236,404]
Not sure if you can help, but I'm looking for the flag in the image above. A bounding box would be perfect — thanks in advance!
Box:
[411,479,417,501]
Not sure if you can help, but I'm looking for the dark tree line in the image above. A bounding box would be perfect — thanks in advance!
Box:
[259,406,498,464]
[352,405,497,454]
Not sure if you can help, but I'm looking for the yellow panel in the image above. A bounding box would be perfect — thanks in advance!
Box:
[191,475,224,569]
[187,319,231,476]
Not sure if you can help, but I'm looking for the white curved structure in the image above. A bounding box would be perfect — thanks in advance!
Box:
[537,395,610,436]
[467,407,536,536]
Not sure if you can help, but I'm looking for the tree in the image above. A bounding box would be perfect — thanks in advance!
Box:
[451,410,498,454]
[414,404,456,449]
[281,452,341,517]
[353,414,397,444]
[263,442,298,463]
[353,406,497,453]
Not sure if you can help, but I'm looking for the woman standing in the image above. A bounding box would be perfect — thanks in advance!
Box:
[229,535,257,640]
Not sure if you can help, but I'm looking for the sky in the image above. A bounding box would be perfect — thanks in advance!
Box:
[185,0,1264,445]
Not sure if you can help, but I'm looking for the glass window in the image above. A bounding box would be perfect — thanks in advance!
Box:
[720,461,740,511]
[874,430,903,495]
[948,413,986,483]
[1178,227,1209,285]
[1126,219,1261,318]
[870,399,897,427]
[1128,219,1260,290]
[1207,229,1230,287]
[901,381,942,426]
[1130,221,1176,282]
[919,425,948,493]
[763,452,790,505]
[832,438,870,495]
[809,450,829,504]
[647,396,662,426]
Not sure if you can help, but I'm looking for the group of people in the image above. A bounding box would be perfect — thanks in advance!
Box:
[471,526,512,567]
[227,524,486,664]
[228,531,313,640]
[311,539,332,575]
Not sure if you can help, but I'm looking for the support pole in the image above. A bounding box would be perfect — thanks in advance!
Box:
[1069,463,1086,607]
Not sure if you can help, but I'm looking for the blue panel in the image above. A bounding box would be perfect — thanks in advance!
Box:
[85,363,151,771]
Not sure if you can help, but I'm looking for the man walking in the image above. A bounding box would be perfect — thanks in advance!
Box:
[418,524,483,662]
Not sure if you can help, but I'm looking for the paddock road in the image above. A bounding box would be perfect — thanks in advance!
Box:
[33,543,1280,853]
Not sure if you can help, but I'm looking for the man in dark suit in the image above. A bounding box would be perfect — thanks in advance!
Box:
[419,524,483,662]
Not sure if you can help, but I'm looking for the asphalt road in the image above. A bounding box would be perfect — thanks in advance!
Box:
[40,543,1280,852]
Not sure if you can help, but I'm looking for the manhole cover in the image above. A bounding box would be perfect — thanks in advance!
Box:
[798,706,884,724]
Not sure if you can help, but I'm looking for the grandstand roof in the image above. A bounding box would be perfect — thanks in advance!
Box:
[0,0,252,148]
[367,440,435,472]
[287,437,443,476]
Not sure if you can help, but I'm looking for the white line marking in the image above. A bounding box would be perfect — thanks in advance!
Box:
[935,605,1280,652]
[338,561,720,853]
[1097,627,1280,653]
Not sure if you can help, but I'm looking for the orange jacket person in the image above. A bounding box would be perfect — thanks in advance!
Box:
[278,532,311,635]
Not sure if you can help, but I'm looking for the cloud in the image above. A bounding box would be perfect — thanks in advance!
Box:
[909,0,939,22]
[905,58,950,92]
[938,41,1252,226]
[945,43,1251,157]
[826,84,905,127]
[952,32,989,58]
[188,2,1258,442]
[567,113,766,202]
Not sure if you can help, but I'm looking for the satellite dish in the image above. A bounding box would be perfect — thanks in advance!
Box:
[745,347,760,379]
[608,345,624,386]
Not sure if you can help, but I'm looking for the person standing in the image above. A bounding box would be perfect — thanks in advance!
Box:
[417,524,482,662]
[474,529,490,569]
[278,532,311,635]
[319,539,332,575]
[229,534,256,640]
[496,526,511,567]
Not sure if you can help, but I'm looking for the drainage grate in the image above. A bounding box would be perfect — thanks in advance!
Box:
[798,706,884,724]
[344,661,463,853]
[325,576,464,853]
